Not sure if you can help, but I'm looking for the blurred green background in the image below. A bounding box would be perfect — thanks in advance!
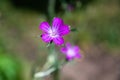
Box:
[0,0,120,80]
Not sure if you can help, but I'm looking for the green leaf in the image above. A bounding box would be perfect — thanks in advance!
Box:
[70,28,77,32]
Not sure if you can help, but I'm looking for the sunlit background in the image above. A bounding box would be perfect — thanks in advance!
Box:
[0,0,120,80]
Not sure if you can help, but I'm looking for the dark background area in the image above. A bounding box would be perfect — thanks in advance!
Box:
[11,0,93,13]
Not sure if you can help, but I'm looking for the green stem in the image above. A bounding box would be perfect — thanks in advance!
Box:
[47,0,56,21]
[53,68,59,80]
[34,43,61,80]
[50,43,59,80]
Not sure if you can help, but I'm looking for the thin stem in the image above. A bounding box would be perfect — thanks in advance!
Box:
[34,67,56,78]
[47,0,56,21]
[52,68,59,80]
[50,44,60,80]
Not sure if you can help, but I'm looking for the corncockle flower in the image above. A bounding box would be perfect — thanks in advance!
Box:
[39,17,70,45]
[60,42,81,61]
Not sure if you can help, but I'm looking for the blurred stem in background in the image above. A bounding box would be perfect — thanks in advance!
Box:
[47,0,56,22]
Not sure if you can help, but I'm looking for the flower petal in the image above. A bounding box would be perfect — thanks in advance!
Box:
[66,42,72,48]
[59,24,70,36]
[41,34,52,43]
[53,37,64,45]
[75,53,81,58]
[52,17,64,30]
[60,47,67,54]
[39,21,50,32]
[74,46,80,53]
[66,55,73,61]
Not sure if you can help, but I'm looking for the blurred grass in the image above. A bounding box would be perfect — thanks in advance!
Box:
[63,0,120,48]
[0,54,22,80]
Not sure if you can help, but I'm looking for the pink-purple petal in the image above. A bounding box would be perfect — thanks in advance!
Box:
[74,46,80,53]
[59,24,70,36]
[61,47,67,53]
[75,53,81,58]
[66,55,73,61]
[52,17,64,30]
[53,37,64,45]
[39,21,50,32]
[66,42,72,48]
[41,34,52,43]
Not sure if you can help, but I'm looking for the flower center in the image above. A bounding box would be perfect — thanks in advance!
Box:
[49,29,58,38]
[67,49,75,57]
[51,31,57,36]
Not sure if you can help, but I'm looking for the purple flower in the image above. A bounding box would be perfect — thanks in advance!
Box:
[39,17,70,45]
[60,42,81,61]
